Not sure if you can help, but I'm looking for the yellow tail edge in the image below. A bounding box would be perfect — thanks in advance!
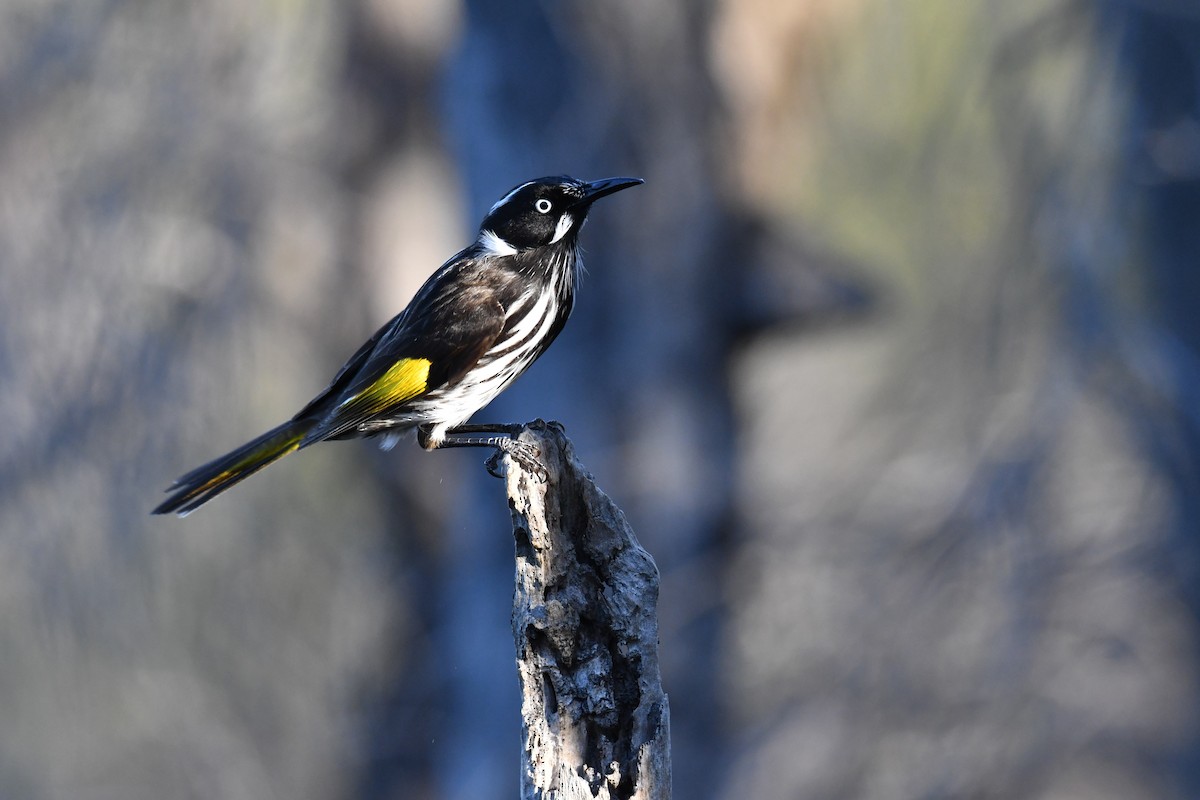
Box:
[152,421,309,516]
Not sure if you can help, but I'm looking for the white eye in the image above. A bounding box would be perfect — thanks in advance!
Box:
[534,198,552,214]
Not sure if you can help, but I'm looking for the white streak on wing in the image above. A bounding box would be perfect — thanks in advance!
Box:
[464,350,524,387]
[439,298,558,412]
[529,290,561,347]
[497,290,552,349]
[478,229,518,257]
[550,214,574,244]
[489,181,534,213]
[504,291,533,320]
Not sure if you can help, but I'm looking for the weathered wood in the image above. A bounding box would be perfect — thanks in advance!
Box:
[503,420,671,800]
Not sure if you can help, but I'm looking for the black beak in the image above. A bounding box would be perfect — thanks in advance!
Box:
[575,176,644,207]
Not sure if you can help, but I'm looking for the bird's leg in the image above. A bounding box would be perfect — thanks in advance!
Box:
[417,423,546,481]
[444,422,526,437]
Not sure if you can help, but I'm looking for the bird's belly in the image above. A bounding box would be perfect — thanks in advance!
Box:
[398,355,532,444]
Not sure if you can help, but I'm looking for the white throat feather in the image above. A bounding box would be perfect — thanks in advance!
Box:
[478,229,519,257]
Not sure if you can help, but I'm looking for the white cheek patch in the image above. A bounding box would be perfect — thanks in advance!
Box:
[550,214,574,244]
[479,229,519,257]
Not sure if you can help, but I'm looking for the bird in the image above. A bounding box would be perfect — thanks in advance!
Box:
[153,175,643,516]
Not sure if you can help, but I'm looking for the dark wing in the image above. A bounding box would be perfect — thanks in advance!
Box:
[301,256,513,442]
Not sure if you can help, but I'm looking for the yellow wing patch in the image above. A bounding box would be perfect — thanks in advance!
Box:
[343,357,431,416]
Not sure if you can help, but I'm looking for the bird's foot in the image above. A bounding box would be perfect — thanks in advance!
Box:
[486,438,547,482]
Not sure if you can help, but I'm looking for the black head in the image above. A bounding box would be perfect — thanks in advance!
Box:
[478,175,643,253]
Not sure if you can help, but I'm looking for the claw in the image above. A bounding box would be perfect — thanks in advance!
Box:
[495,440,547,482]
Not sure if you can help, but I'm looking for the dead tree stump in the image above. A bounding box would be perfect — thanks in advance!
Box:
[502,420,671,800]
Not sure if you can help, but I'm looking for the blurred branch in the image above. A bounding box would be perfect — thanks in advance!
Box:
[504,421,671,799]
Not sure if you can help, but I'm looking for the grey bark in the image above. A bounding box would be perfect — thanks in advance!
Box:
[503,421,671,800]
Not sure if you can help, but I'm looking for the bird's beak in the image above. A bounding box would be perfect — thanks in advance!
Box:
[575,177,644,206]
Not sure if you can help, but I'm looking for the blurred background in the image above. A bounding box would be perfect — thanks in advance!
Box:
[3,0,1199,797]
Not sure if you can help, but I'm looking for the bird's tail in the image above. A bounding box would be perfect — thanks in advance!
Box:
[152,419,315,516]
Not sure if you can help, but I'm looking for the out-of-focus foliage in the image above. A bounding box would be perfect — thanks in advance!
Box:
[718,2,1200,798]
[0,2,414,797]
[1,0,1198,798]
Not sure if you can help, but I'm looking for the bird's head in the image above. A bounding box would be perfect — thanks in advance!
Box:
[477,175,643,255]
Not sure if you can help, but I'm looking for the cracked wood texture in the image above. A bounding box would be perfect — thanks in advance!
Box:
[504,421,671,800]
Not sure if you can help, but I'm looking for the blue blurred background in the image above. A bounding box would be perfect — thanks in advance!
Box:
[3,0,1200,797]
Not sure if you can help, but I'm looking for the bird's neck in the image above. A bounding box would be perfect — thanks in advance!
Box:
[507,241,580,298]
